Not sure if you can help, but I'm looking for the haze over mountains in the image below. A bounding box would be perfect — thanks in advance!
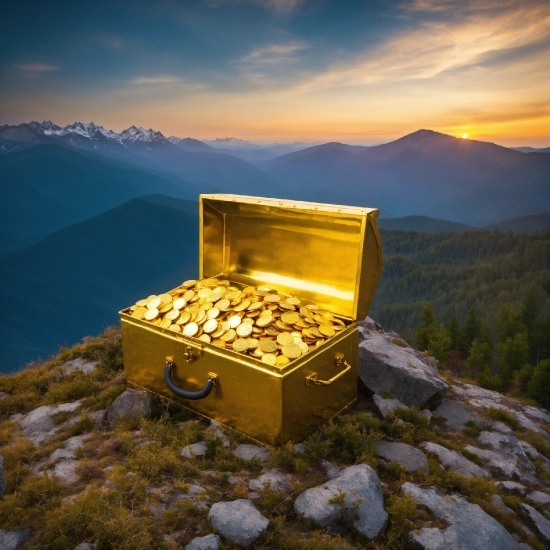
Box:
[0,120,548,371]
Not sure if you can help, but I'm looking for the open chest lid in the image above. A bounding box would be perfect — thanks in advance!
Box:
[199,194,383,321]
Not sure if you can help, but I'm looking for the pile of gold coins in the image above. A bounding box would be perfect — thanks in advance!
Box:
[128,277,348,367]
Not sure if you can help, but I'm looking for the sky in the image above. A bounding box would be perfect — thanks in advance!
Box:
[0,0,549,146]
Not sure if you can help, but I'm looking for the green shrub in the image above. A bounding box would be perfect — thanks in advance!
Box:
[486,407,521,431]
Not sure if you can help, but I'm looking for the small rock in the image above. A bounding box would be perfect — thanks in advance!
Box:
[233,444,271,462]
[0,529,30,550]
[0,392,8,400]
[402,483,519,550]
[293,443,306,454]
[376,441,429,473]
[465,445,520,479]
[19,400,82,443]
[205,422,230,447]
[521,503,550,544]
[89,409,106,427]
[496,481,526,495]
[372,394,409,419]
[433,400,483,431]
[181,442,207,458]
[420,442,489,478]
[61,357,100,375]
[491,421,514,434]
[492,495,513,514]
[8,413,22,421]
[478,431,536,476]
[249,469,290,492]
[208,499,269,547]
[418,409,432,422]
[52,459,80,484]
[294,464,388,539]
[105,389,153,427]
[50,434,91,463]
[358,330,448,407]
[321,459,342,479]
[74,544,95,550]
[185,534,221,550]
[519,441,550,464]
[0,456,6,497]
[527,491,550,505]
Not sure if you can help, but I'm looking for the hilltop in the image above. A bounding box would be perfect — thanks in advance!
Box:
[0,320,548,549]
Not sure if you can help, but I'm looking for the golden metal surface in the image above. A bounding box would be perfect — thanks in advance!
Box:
[120,194,382,445]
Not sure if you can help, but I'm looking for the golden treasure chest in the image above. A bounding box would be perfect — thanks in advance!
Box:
[119,194,382,445]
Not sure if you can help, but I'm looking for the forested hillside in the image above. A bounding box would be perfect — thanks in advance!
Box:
[371,229,550,407]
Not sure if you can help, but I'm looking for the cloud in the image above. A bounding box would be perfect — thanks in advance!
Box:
[207,0,305,15]
[240,41,309,64]
[15,64,60,77]
[132,75,182,84]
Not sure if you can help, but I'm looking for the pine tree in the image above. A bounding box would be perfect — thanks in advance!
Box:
[460,307,482,359]
[527,359,550,409]
[447,313,461,351]
[416,302,436,351]
[498,332,530,388]
[428,323,452,364]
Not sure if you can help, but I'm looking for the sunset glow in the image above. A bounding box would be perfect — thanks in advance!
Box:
[1,0,549,147]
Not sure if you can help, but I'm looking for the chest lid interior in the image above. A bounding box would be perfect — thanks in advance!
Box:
[199,194,382,321]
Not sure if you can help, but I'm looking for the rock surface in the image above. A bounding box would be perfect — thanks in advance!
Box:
[249,469,290,492]
[402,482,520,550]
[358,328,448,407]
[376,440,429,473]
[433,400,483,431]
[181,442,207,458]
[61,358,100,375]
[294,464,388,539]
[372,394,409,419]
[208,499,269,547]
[527,491,550,505]
[185,534,221,550]
[496,481,527,495]
[19,401,82,444]
[105,389,153,427]
[521,504,550,544]
[0,529,30,550]
[420,441,490,478]
[233,444,271,462]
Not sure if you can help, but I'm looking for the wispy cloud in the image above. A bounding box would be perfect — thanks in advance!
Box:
[240,41,309,64]
[132,75,182,84]
[15,64,60,77]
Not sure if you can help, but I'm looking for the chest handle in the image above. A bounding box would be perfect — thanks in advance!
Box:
[164,356,218,400]
[305,352,351,386]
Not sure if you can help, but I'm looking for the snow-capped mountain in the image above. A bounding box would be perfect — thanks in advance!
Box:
[26,120,169,145]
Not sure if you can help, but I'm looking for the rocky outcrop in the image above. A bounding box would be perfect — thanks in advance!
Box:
[402,483,520,550]
[105,389,153,427]
[60,358,100,375]
[208,500,269,547]
[358,323,448,407]
[248,469,290,492]
[420,441,490,478]
[19,401,82,444]
[372,394,409,419]
[432,400,484,431]
[521,504,550,544]
[0,529,29,550]
[294,464,388,539]
[233,444,271,462]
[376,441,429,473]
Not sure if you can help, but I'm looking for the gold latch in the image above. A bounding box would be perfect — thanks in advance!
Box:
[184,346,198,363]
[306,352,352,386]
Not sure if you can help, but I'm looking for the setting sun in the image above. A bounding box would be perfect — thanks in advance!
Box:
[462,134,468,139]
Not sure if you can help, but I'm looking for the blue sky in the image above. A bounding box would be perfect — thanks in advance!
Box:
[1,0,549,145]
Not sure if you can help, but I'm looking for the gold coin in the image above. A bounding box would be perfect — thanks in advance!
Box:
[265,327,280,337]
[247,301,263,311]
[147,297,161,309]
[207,292,224,303]
[297,341,309,354]
[160,318,172,329]
[159,303,173,313]
[233,299,251,312]
[259,339,277,353]
[255,316,272,328]
[136,299,149,307]
[264,294,281,303]
[309,327,323,338]
[203,319,218,334]
[216,298,230,311]
[319,324,335,337]
[262,353,277,365]
[248,338,259,349]
[252,348,264,357]
[286,297,301,306]
[279,302,296,310]
[212,339,226,348]
[275,320,292,332]
[277,332,294,345]
[159,293,173,305]
[221,329,236,342]
[282,343,301,359]
[229,315,242,328]
[168,324,181,333]
[207,307,220,319]
[165,309,180,320]
[281,311,299,325]
[173,298,186,310]
[198,334,211,343]
[182,279,197,287]
[183,322,199,337]
[177,310,191,324]
[131,306,147,320]
[236,323,253,337]
[195,309,207,324]
[144,308,159,321]
[276,355,290,367]
[233,338,250,352]
[183,290,195,301]
[198,287,213,298]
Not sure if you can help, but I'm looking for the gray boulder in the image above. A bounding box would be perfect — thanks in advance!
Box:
[181,442,207,459]
[478,431,536,477]
[521,503,550,544]
[19,401,82,444]
[52,459,80,484]
[321,459,342,480]
[358,331,448,407]
[433,400,483,431]
[492,495,513,514]
[208,499,269,547]
[465,445,519,479]
[0,456,6,497]
[249,469,290,492]
[420,442,489,478]
[185,534,220,550]
[527,491,550,505]
[105,389,153,427]
[61,357,100,375]
[495,481,526,495]
[233,444,271,463]
[49,434,91,463]
[402,483,519,550]
[0,529,30,550]
[372,394,409,419]
[294,464,387,539]
[376,441,429,473]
